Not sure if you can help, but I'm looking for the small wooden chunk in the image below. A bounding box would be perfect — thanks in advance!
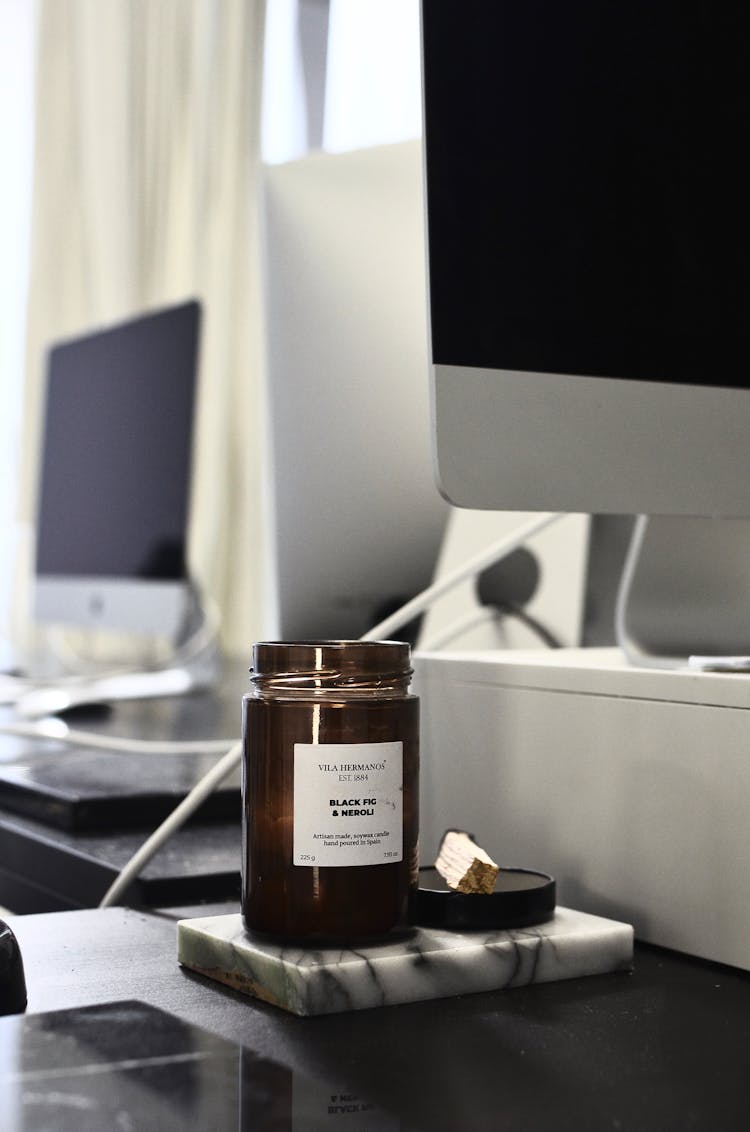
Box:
[434,829,499,895]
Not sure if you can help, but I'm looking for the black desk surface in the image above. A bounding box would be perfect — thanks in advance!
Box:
[5,903,750,1131]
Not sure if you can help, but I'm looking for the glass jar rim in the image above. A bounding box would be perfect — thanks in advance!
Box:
[250,640,412,683]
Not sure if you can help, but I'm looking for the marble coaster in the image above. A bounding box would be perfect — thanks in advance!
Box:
[177,908,634,1016]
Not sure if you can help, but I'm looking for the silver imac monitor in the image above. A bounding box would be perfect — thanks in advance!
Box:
[33,300,201,640]
[261,141,448,641]
[421,1,750,520]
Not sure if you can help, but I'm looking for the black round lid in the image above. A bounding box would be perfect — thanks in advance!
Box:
[415,866,556,930]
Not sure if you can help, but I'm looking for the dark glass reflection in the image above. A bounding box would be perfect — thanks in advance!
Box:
[0,1000,401,1131]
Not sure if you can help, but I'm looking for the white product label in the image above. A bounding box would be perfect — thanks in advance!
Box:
[293,741,403,867]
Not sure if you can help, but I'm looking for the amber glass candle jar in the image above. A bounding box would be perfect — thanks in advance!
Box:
[242,640,419,942]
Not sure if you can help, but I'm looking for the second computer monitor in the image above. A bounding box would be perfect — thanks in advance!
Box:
[261,141,447,641]
[34,300,201,640]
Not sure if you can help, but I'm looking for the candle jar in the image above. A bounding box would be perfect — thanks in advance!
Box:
[241,640,419,942]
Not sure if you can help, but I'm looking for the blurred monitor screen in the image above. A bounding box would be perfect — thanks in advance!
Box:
[34,299,200,639]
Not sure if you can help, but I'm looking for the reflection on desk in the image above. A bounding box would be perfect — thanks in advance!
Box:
[1,1000,393,1131]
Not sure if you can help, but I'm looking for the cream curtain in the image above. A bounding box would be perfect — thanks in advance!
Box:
[20,0,268,656]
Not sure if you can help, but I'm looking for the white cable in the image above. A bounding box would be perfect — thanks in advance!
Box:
[96,511,564,906]
[168,589,223,667]
[362,512,563,641]
[419,606,502,651]
[0,719,235,755]
[614,514,683,670]
[98,740,242,908]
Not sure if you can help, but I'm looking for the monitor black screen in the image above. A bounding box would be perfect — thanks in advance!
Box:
[424,1,750,389]
[36,301,200,581]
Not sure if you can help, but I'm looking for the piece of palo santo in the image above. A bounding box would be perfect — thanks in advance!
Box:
[434,829,500,895]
